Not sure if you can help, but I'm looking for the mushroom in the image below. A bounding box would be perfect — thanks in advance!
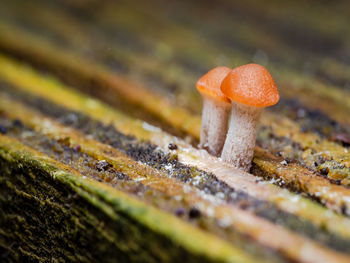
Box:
[196,67,231,156]
[220,64,279,171]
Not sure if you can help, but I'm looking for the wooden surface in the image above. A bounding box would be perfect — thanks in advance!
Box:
[1,0,350,262]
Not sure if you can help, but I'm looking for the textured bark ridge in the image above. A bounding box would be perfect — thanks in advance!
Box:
[0,154,141,263]
[0,140,250,263]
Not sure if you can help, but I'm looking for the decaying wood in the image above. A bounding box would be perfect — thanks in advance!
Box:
[1,0,350,262]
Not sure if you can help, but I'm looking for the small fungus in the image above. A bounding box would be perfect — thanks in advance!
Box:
[196,67,231,156]
[220,64,280,171]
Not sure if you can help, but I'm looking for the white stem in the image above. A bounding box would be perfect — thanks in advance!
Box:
[221,102,262,171]
[199,97,230,156]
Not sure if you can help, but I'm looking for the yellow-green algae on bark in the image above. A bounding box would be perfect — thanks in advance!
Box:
[0,135,262,263]
[1,13,350,158]
[0,9,350,155]
[2,93,350,261]
[261,112,350,184]
[1,0,350,261]
[1,52,350,218]
[2,54,350,245]
[0,22,201,139]
[0,50,350,263]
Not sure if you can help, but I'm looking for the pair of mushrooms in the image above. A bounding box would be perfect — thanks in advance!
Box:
[197,64,279,171]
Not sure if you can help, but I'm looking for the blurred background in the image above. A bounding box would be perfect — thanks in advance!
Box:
[1,0,350,138]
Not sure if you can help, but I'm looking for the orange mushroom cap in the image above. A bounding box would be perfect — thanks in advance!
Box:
[220,64,279,107]
[196,67,231,103]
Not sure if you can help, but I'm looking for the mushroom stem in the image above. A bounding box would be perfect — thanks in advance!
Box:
[221,102,262,171]
[199,96,230,156]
